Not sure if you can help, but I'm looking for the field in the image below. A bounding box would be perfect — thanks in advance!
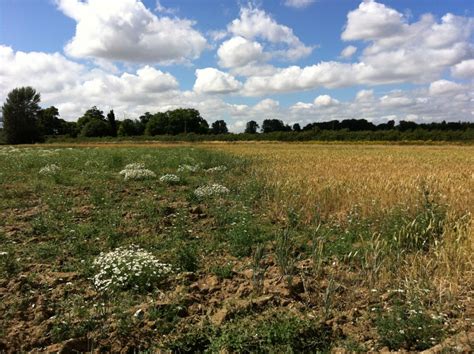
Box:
[0,142,473,352]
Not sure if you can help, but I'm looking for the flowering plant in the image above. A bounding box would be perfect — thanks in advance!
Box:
[39,164,61,176]
[194,183,230,198]
[160,174,180,184]
[206,165,227,173]
[119,163,156,181]
[92,245,172,292]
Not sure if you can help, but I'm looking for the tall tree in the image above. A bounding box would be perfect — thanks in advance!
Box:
[2,87,42,144]
[38,106,61,135]
[245,120,259,134]
[261,119,290,133]
[211,120,228,134]
[107,110,117,137]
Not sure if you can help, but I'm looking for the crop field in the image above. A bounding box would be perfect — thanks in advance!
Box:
[0,142,473,352]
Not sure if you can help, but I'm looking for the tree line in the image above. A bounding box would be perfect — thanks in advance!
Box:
[1,87,474,144]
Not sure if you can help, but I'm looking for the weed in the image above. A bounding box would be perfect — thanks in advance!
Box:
[211,262,234,280]
[251,244,268,295]
[175,244,199,272]
[275,228,296,289]
[376,302,445,351]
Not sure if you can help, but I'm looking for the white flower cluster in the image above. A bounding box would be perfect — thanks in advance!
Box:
[39,164,61,176]
[160,174,180,184]
[177,164,200,173]
[119,163,156,181]
[93,246,172,292]
[123,163,146,170]
[206,165,227,173]
[194,183,230,198]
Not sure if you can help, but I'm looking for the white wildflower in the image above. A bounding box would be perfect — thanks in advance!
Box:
[122,163,146,170]
[194,183,230,198]
[206,165,227,173]
[177,164,200,173]
[92,245,172,292]
[39,164,61,176]
[119,163,156,181]
[159,174,180,184]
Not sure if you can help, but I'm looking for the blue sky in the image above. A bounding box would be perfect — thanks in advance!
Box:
[1,0,473,130]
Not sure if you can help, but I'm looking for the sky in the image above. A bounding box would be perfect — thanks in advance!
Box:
[0,0,473,131]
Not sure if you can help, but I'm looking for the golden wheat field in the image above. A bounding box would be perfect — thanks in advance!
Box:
[209,142,474,313]
[208,142,474,219]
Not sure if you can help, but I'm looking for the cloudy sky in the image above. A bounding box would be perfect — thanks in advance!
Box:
[1,0,473,131]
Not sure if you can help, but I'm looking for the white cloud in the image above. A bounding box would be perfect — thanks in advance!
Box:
[429,80,464,96]
[380,92,415,107]
[193,68,242,94]
[56,0,207,63]
[342,0,404,41]
[314,95,339,107]
[242,1,474,95]
[451,59,474,79]
[253,98,280,111]
[154,0,177,15]
[355,89,374,102]
[340,45,357,59]
[0,45,84,94]
[284,0,315,9]
[217,36,267,68]
[228,6,313,61]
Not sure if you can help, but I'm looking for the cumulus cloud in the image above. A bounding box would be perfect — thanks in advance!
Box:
[193,68,242,94]
[242,1,474,95]
[56,0,207,63]
[228,6,313,61]
[340,45,357,58]
[0,45,84,94]
[342,0,404,41]
[314,95,339,107]
[217,36,267,68]
[284,0,315,9]
[429,80,464,96]
[451,59,474,79]
[380,92,415,107]
[355,89,374,102]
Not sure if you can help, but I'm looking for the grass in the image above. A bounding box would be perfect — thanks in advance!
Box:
[0,142,472,352]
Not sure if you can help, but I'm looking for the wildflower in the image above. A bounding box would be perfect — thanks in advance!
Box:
[205,165,227,173]
[194,183,230,198]
[119,163,156,181]
[177,164,200,173]
[159,174,180,184]
[92,245,172,292]
[39,164,61,176]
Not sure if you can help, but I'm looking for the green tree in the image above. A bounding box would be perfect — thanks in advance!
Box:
[1,87,42,144]
[77,106,113,137]
[245,120,259,134]
[81,119,111,137]
[261,119,290,133]
[211,120,228,134]
[118,119,141,136]
[38,106,64,135]
[107,110,117,137]
[146,109,209,135]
